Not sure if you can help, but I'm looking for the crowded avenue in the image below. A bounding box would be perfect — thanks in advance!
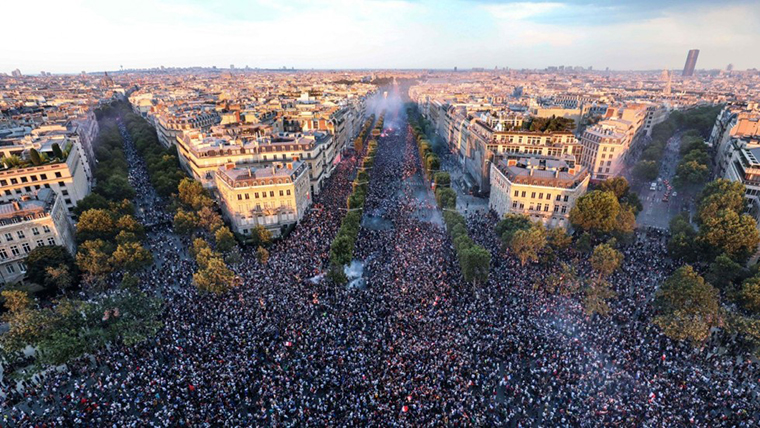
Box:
[1,87,759,427]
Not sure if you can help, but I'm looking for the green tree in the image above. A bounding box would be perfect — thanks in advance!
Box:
[740,276,760,314]
[495,214,532,245]
[698,210,760,261]
[24,245,77,291]
[44,265,74,292]
[198,206,224,233]
[633,160,659,180]
[73,193,110,217]
[706,253,745,291]
[435,187,457,210]
[459,245,491,285]
[29,148,42,166]
[215,226,236,253]
[509,223,547,266]
[590,243,624,280]
[583,280,617,316]
[330,233,355,267]
[434,171,451,187]
[599,177,630,199]
[76,209,116,242]
[668,214,699,261]
[697,179,746,223]
[569,190,621,234]
[193,257,235,294]
[110,242,153,273]
[51,143,64,159]
[76,239,113,278]
[654,265,722,344]
[178,178,213,210]
[116,215,145,240]
[173,209,199,235]
[256,246,269,264]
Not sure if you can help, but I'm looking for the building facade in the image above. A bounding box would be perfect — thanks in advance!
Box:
[489,156,589,228]
[0,189,75,284]
[215,161,311,237]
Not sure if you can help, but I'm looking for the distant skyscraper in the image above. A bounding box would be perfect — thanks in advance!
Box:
[11,69,21,77]
[682,49,699,77]
[727,63,734,72]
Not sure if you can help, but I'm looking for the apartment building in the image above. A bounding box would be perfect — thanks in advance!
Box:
[489,155,589,228]
[176,127,334,195]
[579,119,638,181]
[215,161,311,237]
[0,189,75,284]
[0,136,92,212]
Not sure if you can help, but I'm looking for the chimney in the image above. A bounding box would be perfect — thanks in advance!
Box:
[12,200,21,211]
[225,162,235,170]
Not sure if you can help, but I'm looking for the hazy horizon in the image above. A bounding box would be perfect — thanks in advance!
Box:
[3,0,760,74]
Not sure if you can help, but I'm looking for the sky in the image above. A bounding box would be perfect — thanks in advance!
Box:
[2,0,759,74]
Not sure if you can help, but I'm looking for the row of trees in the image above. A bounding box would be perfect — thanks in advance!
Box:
[633,105,722,181]
[353,114,376,153]
[673,130,710,187]
[122,107,186,197]
[75,202,153,284]
[172,179,243,293]
[434,174,491,285]
[407,107,440,179]
[0,287,162,367]
[328,140,377,284]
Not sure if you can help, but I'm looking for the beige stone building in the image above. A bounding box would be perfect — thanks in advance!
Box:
[0,137,92,212]
[0,189,75,284]
[215,161,311,237]
[489,155,589,228]
[176,128,333,195]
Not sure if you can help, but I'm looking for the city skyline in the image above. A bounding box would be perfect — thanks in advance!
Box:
[3,0,760,74]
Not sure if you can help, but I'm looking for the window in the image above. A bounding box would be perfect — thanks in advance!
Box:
[261,191,266,198]
[279,190,284,197]
[10,178,17,184]
[47,237,56,245]
[6,265,15,274]
[563,195,569,202]
[556,195,561,201]
[605,168,610,173]
[4,190,10,196]
[16,231,25,239]
[512,201,518,209]
[521,191,526,198]
[4,233,13,242]
[554,205,559,212]
[514,190,519,197]
[0,249,7,260]
[58,181,65,187]
[64,199,71,205]
[42,225,51,233]
[55,172,62,178]
[269,191,274,197]
[0,179,6,186]
[245,194,250,200]
[20,177,28,183]
[40,174,47,180]
[61,189,69,196]
[286,189,291,196]
[538,193,543,199]
[254,192,259,199]
[536,203,542,211]
[546,193,551,200]
[36,239,44,247]
[10,246,19,256]
[561,206,567,214]
[237,194,242,200]
[519,203,524,209]
[22,243,30,253]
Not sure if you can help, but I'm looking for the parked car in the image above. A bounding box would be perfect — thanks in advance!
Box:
[650,182,657,191]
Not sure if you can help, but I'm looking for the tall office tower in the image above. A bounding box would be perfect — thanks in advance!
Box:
[682,49,699,76]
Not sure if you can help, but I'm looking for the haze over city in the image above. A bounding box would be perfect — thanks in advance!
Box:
[3,0,760,73]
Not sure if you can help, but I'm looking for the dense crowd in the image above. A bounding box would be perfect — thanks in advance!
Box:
[1,94,759,426]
